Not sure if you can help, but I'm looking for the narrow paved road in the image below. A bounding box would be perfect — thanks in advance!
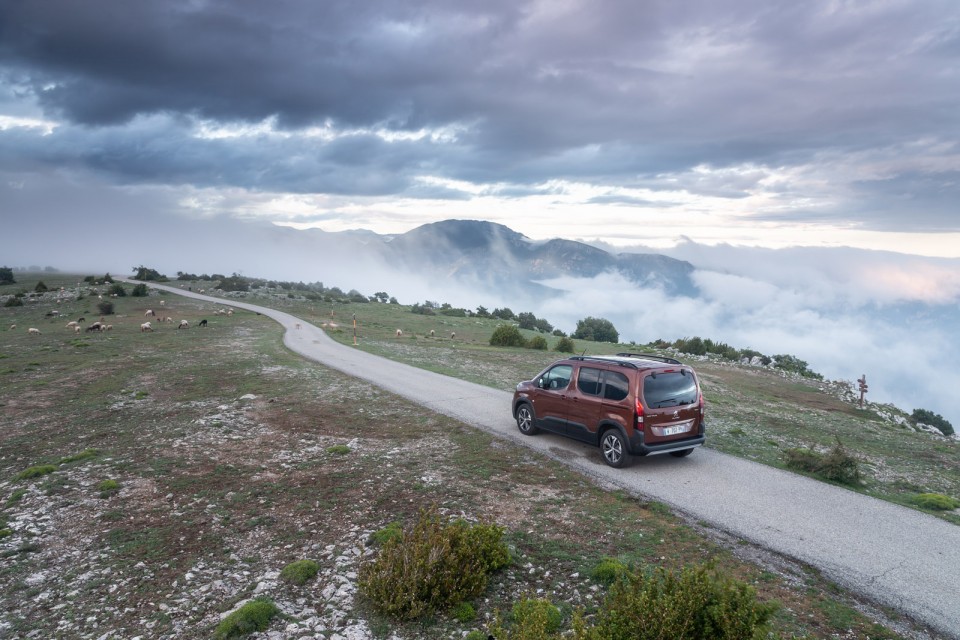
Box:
[140,282,960,638]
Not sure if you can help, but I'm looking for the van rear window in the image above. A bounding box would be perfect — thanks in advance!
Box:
[643,372,698,408]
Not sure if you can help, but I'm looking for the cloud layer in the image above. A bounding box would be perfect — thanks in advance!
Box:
[2,0,959,245]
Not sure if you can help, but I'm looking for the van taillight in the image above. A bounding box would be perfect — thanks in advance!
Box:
[636,398,644,426]
[699,393,705,418]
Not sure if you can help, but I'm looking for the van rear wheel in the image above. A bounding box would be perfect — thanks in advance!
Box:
[601,430,631,468]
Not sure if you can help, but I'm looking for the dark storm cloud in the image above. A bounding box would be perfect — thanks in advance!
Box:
[1,0,959,230]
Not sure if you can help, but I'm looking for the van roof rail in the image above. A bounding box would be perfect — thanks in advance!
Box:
[615,352,683,365]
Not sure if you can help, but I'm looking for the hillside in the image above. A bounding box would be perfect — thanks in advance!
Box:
[0,273,955,639]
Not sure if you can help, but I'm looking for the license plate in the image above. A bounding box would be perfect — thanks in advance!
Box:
[662,424,688,436]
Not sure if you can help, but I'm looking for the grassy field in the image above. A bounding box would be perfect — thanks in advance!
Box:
[0,273,948,638]
[216,283,960,526]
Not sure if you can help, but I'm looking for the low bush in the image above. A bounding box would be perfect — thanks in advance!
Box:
[369,521,403,546]
[97,479,120,498]
[527,336,548,350]
[911,493,960,511]
[0,529,12,539]
[108,283,127,297]
[452,601,476,622]
[591,557,629,585]
[97,301,115,316]
[554,337,576,353]
[574,564,777,640]
[490,324,526,348]
[131,283,149,297]
[784,440,861,486]
[16,465,57,481]
[358,506,510,620]
[280,559,320,585]
[212,597,279,639]
[4,296,23,307]
[326,444,351,455]
[512,598,562,633]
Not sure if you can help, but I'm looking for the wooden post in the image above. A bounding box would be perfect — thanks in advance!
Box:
[353,313,357,346]
[858,375,868,408]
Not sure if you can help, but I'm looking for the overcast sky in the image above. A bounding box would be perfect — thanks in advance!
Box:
[2,0,959,255]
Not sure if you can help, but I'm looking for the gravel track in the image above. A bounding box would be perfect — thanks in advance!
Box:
[140,282,960,638]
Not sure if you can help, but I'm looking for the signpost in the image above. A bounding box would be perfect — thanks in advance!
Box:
[858,375,868,408]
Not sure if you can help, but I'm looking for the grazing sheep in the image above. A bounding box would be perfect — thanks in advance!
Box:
[8,324,15,331]
[198,319,208,327]
[66,321,79,328]
[226,309,233,316]
[178,320,189,329]
[74,325,81,334]
[140,322,153,332]
[450,332,456,339]
[86,322,102,332]
[396,329,403,337]
[28,327,41,335]
[160,300,165,306]
[105,324,113,331]
[77,317,85,323]
[145,309,155,317]
[429,329,435,337]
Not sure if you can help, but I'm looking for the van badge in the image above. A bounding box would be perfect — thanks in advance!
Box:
[671,411,680,419]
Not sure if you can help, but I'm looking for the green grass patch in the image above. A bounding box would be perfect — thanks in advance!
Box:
[911,493,960,510]
[15,465,57,481]
[369,521,403,546]
[279,559,320,586]
[326,444,352,455]
[5,488,27,507]
[213,598,280,639]
[59,449,99,465]
[97,479,120,498]
[0,529,12,539]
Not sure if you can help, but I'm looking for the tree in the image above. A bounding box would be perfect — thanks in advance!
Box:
[573,317,619,343]
[475,306,491,318]
[517,312,537,330]
[0,266,16,285]
[131,283,149,297]
[216,274,250,292]
[34,280,49,293]
[373,291,389,303]
[132,265,167,281]
[911,409,955,436]
[108,283,127,297]
[492,307,515,320]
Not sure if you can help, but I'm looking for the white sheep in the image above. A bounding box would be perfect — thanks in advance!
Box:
[145,309,155,317]
[66,321,79,328]
[178,320,189,329]
[226,309,233,316]
[450,332,456,339]
[164,316,174,323]
[429,329,435,337]
[8,324,15,331]
[104,324,113,331]
[28,327,41,335]
[140,322,153,332]
[74,325,81,334]
[396,329,403,337]
[160,300,165,307]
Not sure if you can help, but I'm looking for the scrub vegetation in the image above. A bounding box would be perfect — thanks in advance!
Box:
[0,272,949,638]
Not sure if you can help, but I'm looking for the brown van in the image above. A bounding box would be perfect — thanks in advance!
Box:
[512,353,706,467]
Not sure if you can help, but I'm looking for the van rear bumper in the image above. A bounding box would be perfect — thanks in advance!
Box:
[629,421,706,456]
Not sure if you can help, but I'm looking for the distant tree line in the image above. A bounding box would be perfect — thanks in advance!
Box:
[911,409,954,436]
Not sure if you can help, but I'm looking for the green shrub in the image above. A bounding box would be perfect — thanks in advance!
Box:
[108,283,127,297]
[464,631,487,640]
[911,493,960,511]
[34,281,49,293]
[512,598,562,633]
[526,336,548,350]
[326,444,351,455]
[5,488,27,507]
[97,301,115,316]
[4,296,23,307]
[554,337,576,353]
[573,317,619,343]
[0,528,12,539]
[16,465,57,481]
[575,564,777,640]
[911,408,954,436]
[60,449,99,464]
[131,283,149,297]
[358,506,510,620]
[213,597,279,639]
[369,521,403,546]
[490,324,526,347]
[452,601,476,622]
[784,440,861,486]
[280,559,320,585]
[591,557,628,585]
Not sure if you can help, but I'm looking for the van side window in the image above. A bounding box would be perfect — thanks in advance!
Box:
[577,367,602,396]
[542,365,573,390]
[603,370,630,401]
